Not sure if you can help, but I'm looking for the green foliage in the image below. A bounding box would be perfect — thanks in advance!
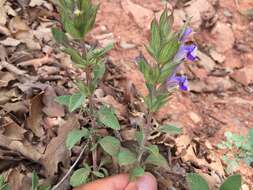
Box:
[159,124,182,135]
[218,129,253,173]
[56,93,86,112]
[66,128,89,150]
[51,28,69,46]
[145,145,168,168]
[98,106,120,130]
[187,173,242,190]
[118,148,137,166]
[70,166,91,187]
[0,175,10,190]
[99,136,121,157]
[130,166,145,180]
[57,0,98,39]
[219,174,241,190]
[31,171,51,190]
[187,173,209,190]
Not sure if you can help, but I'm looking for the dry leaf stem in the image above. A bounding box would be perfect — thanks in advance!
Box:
[52,143,88,190]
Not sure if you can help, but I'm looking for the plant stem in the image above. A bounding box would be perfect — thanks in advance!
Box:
[86,67,98,171]
[51,143,88,190]
[137,111,152,163]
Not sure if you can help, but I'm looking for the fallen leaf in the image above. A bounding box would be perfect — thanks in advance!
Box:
[7,167,31,190]
[42,86,65,117]
[41,117,79,178]
[0,37,20,47]
[0,71,16,87]
[0,134,42,161]
[26,93,45,137]
[15,31,41,50]
[29,0,46,7]
[9,16,29,34]
[2,117,26,140]
[0,88,19,105]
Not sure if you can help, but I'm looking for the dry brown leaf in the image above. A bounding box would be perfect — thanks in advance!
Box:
[96,95,127,119]
[26,93,45,137]
[0,71,16,87]
[42,86,65,117]
[0,0,17,25]
[0,88,19,105]
[9,16,29,34]
[2,117,26,140]
[29,0,46,7]
[41,116,79,178]
[0,134,42,161]
[7,167,31,190]
[0,37,21,47]
[15,31,41,50]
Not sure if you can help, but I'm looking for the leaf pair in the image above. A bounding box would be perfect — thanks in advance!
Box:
[187,173,241,190]
[57,0,98,39]
[148,8,180,65]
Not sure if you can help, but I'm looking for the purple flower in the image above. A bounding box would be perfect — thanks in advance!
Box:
[174,44,197,62]
[180,27,193,42]
[167,75,188,91]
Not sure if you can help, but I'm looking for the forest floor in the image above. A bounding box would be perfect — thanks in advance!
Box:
[0,0,253,189]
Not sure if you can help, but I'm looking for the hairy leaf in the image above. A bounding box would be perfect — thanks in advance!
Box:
[219,174,241,190]
[187,173,209,190]
[66,128,89,150]
[70,167,91,187]
[99,136,121,157]
[118,148,137,166]
[98,106,120,130]
[159,125,182,135]
[55,93,86,112]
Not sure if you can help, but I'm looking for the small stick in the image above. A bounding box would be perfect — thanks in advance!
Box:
[0,61,26,75]
[51,143,88,190]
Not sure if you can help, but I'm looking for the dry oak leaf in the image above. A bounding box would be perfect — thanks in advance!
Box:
[41,116,80,178]
[26,93,45,137]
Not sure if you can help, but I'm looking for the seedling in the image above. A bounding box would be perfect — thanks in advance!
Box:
[187,173,242,190]
[217,129,253,173]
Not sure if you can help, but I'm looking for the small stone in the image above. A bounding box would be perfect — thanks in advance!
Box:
[188,112,202,124]
[196,50,216,72]
[231,65,253,86]
[209,49,225,63]
[184,0,214,29]
[120,41,136,49]
[206,76,233,92]
[121,0,153,30]
[211,22,235,53]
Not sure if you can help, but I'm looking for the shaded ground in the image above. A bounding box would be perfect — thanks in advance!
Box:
[0,0,253,189]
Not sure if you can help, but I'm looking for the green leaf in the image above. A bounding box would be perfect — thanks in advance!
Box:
[62,17,82,39]
[130,166,145,180]
[93,61,106,81]
[159,7,173,43]
[219,174,241,190]
[92,171,105,178]
[135,56,151,82]
[55,93,86,112]
[146,145,159,155]
[248,128,253,146]
[136,131,145,146]
[92,43,113,58]
[158,38,180,65]
[158,62,178,83]
[63,47,86,66]
[99,136,121,157]
[118,148,137,166]
[66,128,89,150]
[38,186,51,190]
[159,125,182,135]
[145,146,168,168]
[51,28,69,47]
[70,167,91,187]
[32,171,39,190]
[187,173,209,190]
[150,18,161,57]
[0,176,10,190]
[98,106,120,130]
